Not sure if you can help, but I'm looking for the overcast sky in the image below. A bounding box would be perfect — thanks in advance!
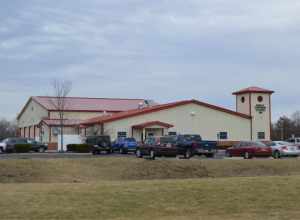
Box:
[1,0,300,121]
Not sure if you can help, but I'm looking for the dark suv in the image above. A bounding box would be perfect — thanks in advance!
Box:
[85,136,112,155]
[26,139,48,152]
[136,135,197,159]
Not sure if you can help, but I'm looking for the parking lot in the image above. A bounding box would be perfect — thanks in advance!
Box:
[0,150,298,160]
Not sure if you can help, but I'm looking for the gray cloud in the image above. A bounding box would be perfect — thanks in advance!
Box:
[0,0,300,120]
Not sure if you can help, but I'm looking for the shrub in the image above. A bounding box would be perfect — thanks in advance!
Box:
[14,144,32,153]
[67,144,92,153]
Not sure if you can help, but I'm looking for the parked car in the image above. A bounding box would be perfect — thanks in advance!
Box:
[0,137,27,153]
[226,141,272,159]
[136,135,199,159]
[182,134,217,158]
[26,139,48,152]
[266,141,300,159]
[112,137,138,154]
[85,136,112,155]
[286,138,300,145]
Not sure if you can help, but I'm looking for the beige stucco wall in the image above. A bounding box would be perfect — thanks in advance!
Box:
[250,93,271,141]
[18,99,48,128]
[236,93,272,141]
[236,94,251,115]
[102,103,252,142]
[49,111,106,120]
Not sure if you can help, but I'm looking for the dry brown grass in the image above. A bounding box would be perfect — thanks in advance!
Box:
[0,176,299,220]
[0,157,300,183]
[1,157,300,219]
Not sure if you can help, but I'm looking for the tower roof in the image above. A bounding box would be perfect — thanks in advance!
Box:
[233,87,274,95]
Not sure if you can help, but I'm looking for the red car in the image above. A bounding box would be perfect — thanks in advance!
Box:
[226,141,272,159]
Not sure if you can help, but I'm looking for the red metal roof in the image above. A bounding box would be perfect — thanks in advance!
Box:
[81,99,252,126]
[132,121,174,129]
[32,96,151,112]
[233,87,274,95]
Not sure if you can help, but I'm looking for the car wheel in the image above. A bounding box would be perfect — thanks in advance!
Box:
[0,147,3,154]
[225,151,231,158]
[136,149,142,158]
[149,150,155,160]
[119,148,124,154]
[39,148,45,153]
[244,152,251,159]
[185,149,192,159]
[206,153,215,158]
[273,151,281,159]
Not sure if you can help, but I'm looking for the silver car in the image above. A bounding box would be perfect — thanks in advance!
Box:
[268,141,300,159]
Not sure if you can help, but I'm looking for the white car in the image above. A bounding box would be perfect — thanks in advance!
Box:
[0,138,8,152]
[268,141,300,159]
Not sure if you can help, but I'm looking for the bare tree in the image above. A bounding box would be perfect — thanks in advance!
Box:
[292,111,300,127]
[50,79,72,152]
[0,119,17,140]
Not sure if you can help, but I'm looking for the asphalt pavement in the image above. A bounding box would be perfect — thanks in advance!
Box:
[0,151,227,160]
[0,150,296,160]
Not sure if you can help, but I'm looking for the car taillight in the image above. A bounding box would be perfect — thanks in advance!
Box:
[281,146,288,151]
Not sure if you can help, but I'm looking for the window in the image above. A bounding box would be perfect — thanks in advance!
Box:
[257,96,263,102]
[258,132,265,140]
[168,132,177,136]
[117,132,127,138]
[218,132,228,140]
[241,97,245,103]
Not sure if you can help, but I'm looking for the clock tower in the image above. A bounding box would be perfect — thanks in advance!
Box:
[233,87,274,141]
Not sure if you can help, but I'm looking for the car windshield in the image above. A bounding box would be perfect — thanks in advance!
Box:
[18,139,28,144]
[27,139,36,144]
[183,135,202,141]
[1,138,9,143]
[125,138,136,142]
[277,141,292,146]
[145,138,155,145]
[99,136,110,142]
[252,142,267,147]
[160,136,177,144]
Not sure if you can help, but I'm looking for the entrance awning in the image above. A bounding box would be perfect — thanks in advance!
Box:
[132,121,174,129]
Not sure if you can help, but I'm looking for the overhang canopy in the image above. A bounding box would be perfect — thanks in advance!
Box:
[40,119,82,127]
[132,121,174,129]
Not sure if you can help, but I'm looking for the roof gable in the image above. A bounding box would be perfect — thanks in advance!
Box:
[81,99,252,125]
[17,97,48,120]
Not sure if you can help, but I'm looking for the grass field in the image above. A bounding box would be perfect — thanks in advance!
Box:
[1,157,300,219]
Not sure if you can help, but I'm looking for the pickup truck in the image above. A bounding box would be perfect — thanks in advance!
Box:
[183,134,218,158]
[136,134,218,159]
